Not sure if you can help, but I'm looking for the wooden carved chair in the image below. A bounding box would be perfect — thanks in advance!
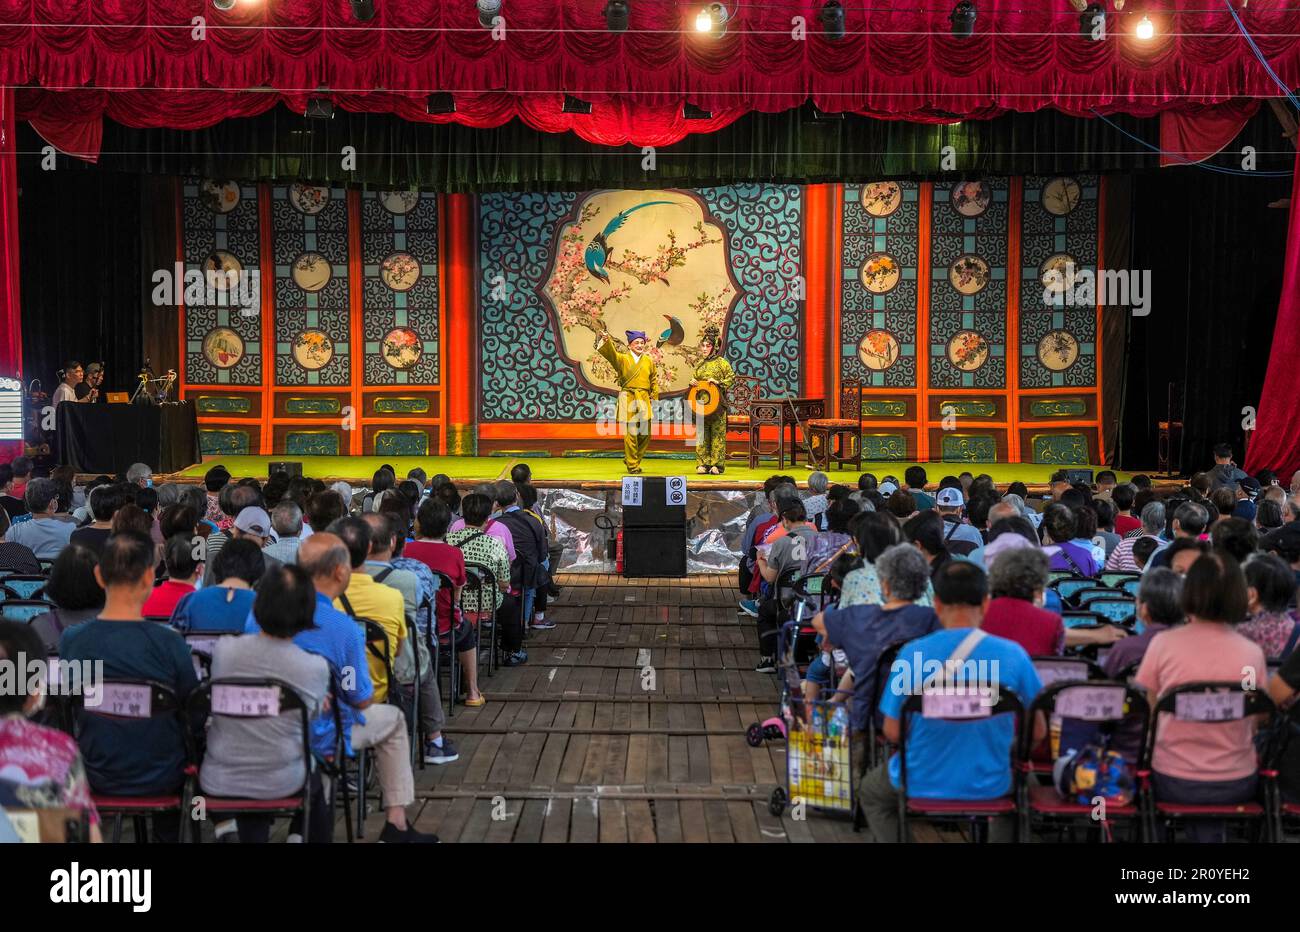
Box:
[806,377,863,471]
[723,375,762,469]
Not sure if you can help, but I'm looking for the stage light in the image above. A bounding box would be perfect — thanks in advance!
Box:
[426,92,456,115]
[696,3,728,38]
[562,95,593,114]
[213,0,236,10]
[820,1,845,40]
[1135,14,1154,40]
[1080,3,1104,40]
[950,1,975,37]
[683,102,712,120]
[305,98,335,120]
[350,0,376,21]
[477,0,502,29]
[605,1,629,32]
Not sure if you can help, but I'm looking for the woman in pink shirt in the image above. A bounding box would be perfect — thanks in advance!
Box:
[1135,549,1268,842]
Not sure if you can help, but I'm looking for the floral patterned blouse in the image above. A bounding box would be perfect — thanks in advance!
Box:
[0,714,99,825]
[1237,609,1298,660]
[838,562,934,609]
[447,527,511,614]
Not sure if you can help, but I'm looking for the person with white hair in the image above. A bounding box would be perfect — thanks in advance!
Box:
[263,501,304,564]
[125,463,152,488]
[803,471,829,530]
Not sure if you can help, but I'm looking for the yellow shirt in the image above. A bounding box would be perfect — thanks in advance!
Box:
[334,573,406,703]
[598,338,658,398]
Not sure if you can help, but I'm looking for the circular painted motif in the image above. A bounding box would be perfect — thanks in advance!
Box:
[380,252,421,292]
[857,329,901,371]
[860,252,902,294]
[291,252,332,292]
[950,180,991,218]
[199,180,240,214]
[203,327,245,369]
[1040,252,1080,294]
[1042,177,1082,217]
[381,327,423,370]
[861,182,902,218]
[292,329,334,371]
[948,254,991,295]
[379,190,420,215]
[289,183,330,215]
[1037,330,1080,371]
[946,330,990,372]
[202,250,243,289]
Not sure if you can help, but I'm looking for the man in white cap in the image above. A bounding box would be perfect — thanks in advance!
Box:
[596,328,659,474]
[203,505,281,585]
[935,486,984,550]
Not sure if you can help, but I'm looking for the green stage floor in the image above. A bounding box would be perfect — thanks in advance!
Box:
[173,455,1129,488]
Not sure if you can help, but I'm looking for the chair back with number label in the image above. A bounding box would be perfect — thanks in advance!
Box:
[1030,656,1105,688]
[895,683,1024,841]
[1139,681,1277,841]
[184,631,241,681]
[187,677,314,833]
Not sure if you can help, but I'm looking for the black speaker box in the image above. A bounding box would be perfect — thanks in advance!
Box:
[1063,468,1094,485]
[269,461,304,479]
[623,526,687,577]
[622,477,687,528]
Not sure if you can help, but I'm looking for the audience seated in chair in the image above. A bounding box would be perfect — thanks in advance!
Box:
[30,544,105,653]
[171,537,264,633]
[448,493,521,667]
[142,534,202,620]
[4,479,74,560]
[753,499,819,674]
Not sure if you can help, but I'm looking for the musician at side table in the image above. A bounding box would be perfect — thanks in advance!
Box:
[688,326,735,475]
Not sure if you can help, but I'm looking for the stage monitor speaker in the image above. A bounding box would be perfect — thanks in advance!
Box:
[623,526,687,578]
[1064,468,1094,485]
[269,461,303,478]
[621,477,687,528]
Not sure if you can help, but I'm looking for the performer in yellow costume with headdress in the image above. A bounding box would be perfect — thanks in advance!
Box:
[597,328,659,474]
[689,326,735,475]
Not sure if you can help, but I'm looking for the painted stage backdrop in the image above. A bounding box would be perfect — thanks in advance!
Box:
[177,177,1108,464]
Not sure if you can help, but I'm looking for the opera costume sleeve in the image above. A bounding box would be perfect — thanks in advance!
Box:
[697,357,735,392]
[597,336,633,384]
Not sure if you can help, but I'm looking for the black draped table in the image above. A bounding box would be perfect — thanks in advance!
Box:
[55,403,199,476]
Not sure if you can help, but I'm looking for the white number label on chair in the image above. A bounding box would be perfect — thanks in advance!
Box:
[86,682,153,718]
[1174,691,1244,722]
[211,685,281,718]
[921,690,992,719]
[187,636,218,656]
[1054,685,1126,721]
[1033,662,1090,687]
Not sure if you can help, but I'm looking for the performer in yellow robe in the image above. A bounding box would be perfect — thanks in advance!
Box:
[689,326,735,474]
[597,329,659,473]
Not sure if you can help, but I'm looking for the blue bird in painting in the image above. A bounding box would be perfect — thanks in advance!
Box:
[657,315,685,349]
[583,200,675,284]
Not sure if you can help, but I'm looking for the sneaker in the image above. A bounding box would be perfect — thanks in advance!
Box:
[502,649,529,667]
[739,599,759,617]
[546,583,562,597]
[530,617,557,630]
[424,737,460,765]
[378,822,440,844]
[755,655,777,674]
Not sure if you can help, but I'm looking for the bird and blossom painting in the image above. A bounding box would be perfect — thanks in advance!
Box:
[541,190,736,393]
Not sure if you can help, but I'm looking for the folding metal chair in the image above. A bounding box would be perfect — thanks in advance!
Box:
[1098,571,1142,593]
[463,562,499,674]
[896,686,1025,842]
[0,574,48,600]
[1050,575,1096,607]
[1081,596,1137,628]
[0,599,57,623]
[188,677,315,842]
[1017,680,1149,842]
[1139,681,1277,843]
[72,678,195,844]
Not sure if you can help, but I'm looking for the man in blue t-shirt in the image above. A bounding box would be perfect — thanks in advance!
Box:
[171,537,264,633]
[858,560,1045,843]
[61,532,199,807]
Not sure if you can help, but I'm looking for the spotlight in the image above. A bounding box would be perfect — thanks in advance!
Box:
[695,3,728,38]
[305,98,334,120]
[1080,3,1104,40]
[1134,14,1154,40]
[604,0,629,33]
[683,103,712,120]
[213,0,235,9]
[950,1,975,38]
[350,0,376,21]
[820,1,845,40]
[477,0,502,29]
[562,95,593,115]
[426,92,456,115]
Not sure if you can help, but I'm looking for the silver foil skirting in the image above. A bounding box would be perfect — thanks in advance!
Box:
[535,487,761,574]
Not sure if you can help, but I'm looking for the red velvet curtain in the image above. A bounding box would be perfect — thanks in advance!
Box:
[1158,99,1261,167]
[5,1,1300,146]
[1246,145,1300,479]
[0,88,23,459]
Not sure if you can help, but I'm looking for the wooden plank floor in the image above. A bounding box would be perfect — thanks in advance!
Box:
[333,573,966,843]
